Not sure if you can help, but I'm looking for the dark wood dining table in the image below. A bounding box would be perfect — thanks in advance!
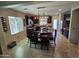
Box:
[37,31,53,38]
[35,30,53,43]
[36,31,53,50]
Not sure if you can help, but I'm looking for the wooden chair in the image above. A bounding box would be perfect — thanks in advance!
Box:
[27,28,34,43]
[53,30,57,45]
[29,32,37,48]
[40,33,50,50]
[50,30,57,46]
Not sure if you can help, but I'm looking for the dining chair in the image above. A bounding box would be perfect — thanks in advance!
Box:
[50,29,57,46]
[40,33,50,50]
[29,32,37,48]
[27,28,34,43]
[53,30,57,45]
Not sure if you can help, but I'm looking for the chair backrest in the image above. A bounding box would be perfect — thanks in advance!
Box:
[40,33,48,36]
[35,26,40,31]
[27,28,34,38]
[53,30,57,40]
[40,33,49,43]
[40,36,49,45]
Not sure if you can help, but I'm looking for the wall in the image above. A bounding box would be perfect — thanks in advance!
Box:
[53,15,59,19]
[0,8,31,54]
[0,17,7,54]
[52,14,60,30]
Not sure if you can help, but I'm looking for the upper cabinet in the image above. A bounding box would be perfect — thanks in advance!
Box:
[62,14,70,38]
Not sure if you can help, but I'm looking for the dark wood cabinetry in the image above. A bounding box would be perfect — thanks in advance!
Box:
[25,15,52,25]
[25,16,29,25]
[47,16,52,23]
[25,16,39,25]
[33,16,39,24]
[62,14,70,38]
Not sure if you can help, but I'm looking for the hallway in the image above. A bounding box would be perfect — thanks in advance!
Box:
[6,32,79,58]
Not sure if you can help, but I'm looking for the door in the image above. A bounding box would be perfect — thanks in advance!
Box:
[69,9,79,44]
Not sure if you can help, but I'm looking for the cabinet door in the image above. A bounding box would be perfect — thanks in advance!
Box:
[48,16,52,23]
[0,45,2,55]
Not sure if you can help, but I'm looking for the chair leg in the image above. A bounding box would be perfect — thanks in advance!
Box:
[47,47,48,50]
[54,41,56,46]
[41,45,43,49]
[35,44,36,48]
[46,44,48,50]
[30,42,31,48]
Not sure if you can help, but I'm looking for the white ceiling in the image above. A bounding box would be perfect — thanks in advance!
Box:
[1,1,79,16]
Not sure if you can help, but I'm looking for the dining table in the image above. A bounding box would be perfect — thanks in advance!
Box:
[35,29,54,43]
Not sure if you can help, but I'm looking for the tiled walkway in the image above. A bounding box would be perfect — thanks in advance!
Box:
[8,32,79,58]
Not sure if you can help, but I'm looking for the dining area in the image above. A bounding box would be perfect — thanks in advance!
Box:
[27,25,57,50]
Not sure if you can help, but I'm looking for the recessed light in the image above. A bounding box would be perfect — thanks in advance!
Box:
[24,8,28,10]
[59,9,62,11]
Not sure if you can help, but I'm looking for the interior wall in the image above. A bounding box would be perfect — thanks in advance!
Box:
[52,14,60,30]
[53,15,59,19]
[0,18,7,54]
[0,8,30,54]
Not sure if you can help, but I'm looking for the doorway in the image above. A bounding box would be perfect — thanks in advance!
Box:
[69,9,79,44]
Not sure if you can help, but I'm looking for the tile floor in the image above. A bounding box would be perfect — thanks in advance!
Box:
[5,32,79,58]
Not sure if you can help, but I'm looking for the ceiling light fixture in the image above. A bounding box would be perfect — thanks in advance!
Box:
[37,6,46,9]
[59,9,62,11]
[35,6,47,19]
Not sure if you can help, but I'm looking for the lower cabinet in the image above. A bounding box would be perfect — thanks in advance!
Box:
[0,45,2,55]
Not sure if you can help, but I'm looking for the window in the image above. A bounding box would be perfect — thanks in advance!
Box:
[53,20,57,29]
[8,16,24,35]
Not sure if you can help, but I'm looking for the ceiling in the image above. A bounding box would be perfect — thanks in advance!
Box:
[1,1,79,16]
